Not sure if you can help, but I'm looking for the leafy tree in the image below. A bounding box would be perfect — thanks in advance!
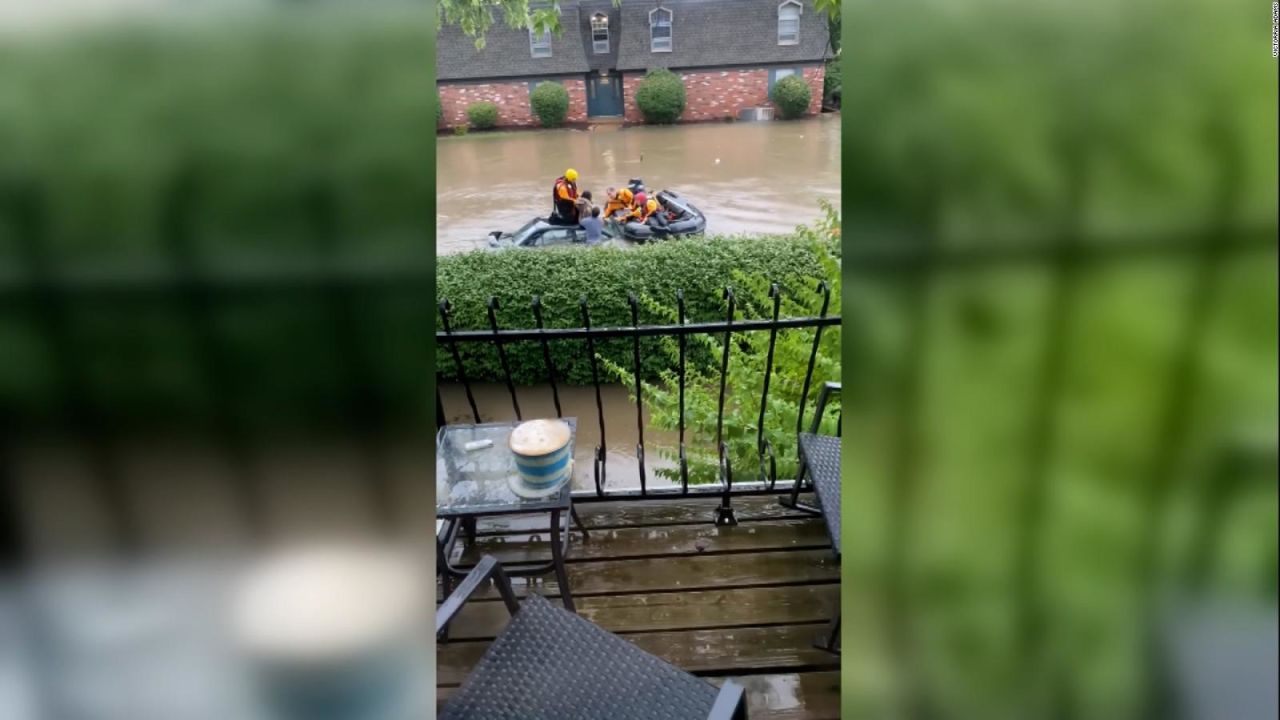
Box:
[602,205,841,485]
[634,69,686,124]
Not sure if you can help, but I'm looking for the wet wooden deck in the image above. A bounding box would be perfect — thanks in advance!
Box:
[437,494,841,719]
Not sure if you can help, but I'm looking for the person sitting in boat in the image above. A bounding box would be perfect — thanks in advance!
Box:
[628,192,664,227]
[574,190,595,223]
[550,168,579,225]
[603,187,633,219]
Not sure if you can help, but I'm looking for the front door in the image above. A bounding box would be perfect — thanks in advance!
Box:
[586,72,624,117]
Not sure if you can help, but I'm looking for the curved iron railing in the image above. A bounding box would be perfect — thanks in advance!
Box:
[435,286,842,521]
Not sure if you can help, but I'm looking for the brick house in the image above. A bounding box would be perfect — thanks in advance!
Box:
[436,0,832,128]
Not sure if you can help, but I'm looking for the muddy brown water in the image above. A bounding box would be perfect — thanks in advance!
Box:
[439,383,682,492]
[435,115,840,254]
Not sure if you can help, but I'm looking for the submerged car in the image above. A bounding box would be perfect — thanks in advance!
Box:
[486,218,618,249]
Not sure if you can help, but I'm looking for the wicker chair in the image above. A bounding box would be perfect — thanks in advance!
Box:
[785,381,841,652]
[437,556,748,720]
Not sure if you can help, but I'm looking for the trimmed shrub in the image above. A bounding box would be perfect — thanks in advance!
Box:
[466,101,499,129]
[529,82,570,127]
[634,69,686,124]
[436,234,833,385]
[771,74,812,119]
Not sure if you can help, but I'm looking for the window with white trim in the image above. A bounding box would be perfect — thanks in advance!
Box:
[649,7,672,53]
[591,13,610,54]
[530,28,552,58]
[778,1,801,45]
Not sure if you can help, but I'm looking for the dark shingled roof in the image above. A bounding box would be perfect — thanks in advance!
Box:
[615,0,830,72]
[577,0,621,72]
[436,5,590,81]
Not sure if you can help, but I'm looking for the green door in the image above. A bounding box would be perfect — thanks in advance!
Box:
[586,72,624,117]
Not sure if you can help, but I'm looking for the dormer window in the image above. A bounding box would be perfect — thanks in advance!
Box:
[530,28,552,58]
[591,13,610,54]
[778,1,801,45]
[649,7,672,53]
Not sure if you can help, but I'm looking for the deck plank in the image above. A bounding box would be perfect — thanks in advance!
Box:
[453,517,831,566]
[449,548,838,600]
[710,672,842,720]
[438,494,840,717]
[437,623,839,686]
[444,584,838,640]
[472,494,814,535]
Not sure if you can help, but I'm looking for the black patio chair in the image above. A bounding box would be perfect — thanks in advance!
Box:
[784,381,841,652]
[437,556,748,720]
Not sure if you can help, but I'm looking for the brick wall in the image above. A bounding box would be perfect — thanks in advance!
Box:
[801,65,825,116]
[622,64,825,123]
[439,79,588,129]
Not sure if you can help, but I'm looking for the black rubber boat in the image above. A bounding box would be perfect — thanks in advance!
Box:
[607,188,706,242]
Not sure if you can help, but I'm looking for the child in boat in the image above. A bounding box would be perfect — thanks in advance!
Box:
[627,192,662,224]
[574,191,595,223]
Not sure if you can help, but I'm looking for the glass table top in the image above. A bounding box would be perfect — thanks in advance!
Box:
[435,419,576,517]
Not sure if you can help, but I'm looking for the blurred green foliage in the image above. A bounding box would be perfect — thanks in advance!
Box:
[0,5,434,433]
[838,0,1276,717]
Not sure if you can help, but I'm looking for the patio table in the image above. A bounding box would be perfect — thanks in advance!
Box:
[436,419,587,615]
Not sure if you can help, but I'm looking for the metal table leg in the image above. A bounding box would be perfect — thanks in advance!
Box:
[814,607,840,653]
[570,502,590,541]
[550,508,575,613]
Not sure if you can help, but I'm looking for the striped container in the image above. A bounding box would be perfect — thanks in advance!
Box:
[508,419,573,492]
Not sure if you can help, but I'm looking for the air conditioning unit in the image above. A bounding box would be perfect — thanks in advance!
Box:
[737,106,775,122]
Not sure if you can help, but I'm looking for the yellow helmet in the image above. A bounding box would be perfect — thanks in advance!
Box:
[565,168,579,183]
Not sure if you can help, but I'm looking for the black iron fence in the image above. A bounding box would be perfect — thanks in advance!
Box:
[436,283,840,523]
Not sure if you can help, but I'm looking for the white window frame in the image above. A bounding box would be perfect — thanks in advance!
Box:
[777,0,801,46]
[530,28,553,58]
[591,13,610,54]
[649,7,673,53]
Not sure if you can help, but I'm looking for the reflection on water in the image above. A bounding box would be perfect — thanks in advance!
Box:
[435,116,840,254]
[438,383,679,492]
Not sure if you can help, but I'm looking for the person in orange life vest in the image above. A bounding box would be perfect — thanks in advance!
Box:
[603,187,633,218]
[550,168,579,225]
[627,192,661,224]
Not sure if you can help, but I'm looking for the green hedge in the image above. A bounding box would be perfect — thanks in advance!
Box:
[436,235,830,385]
[529,82,570,128]
[771,75,812,119]
[634,69,686,124]
[466,101,499,129]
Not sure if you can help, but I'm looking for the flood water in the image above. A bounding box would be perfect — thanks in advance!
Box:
[435,115,841,254]
[439,382,681,493]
